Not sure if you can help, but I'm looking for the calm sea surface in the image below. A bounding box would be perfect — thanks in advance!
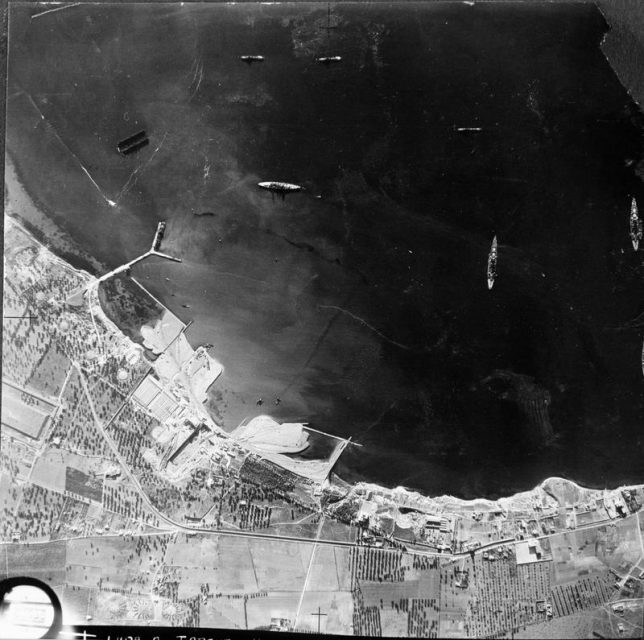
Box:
[6,2,644,498]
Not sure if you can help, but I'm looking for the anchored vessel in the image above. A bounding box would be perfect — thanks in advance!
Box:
[117,130,149,156]
[316,56,342,65]
[487,235,498,290]
[240,55,264,65]
[630,197,642,251]
[152,221,166,252]
[258,181,303,200]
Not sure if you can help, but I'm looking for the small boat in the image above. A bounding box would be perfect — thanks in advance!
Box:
[641,340,644,378]
[487,235,498,290]
[630,197,642,251]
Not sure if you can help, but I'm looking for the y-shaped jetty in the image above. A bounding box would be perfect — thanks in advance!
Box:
[66,221,180,304]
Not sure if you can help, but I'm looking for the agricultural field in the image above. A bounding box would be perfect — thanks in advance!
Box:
[66,534,171,593]
[217,475,318,536]
[50,498,90,540]
[65,467,103,503]
[1,381,56,440]
[136,466,187,522]
[102,475,156,524]
[60,585,93,624]
[2,304,53,387]
[307,545,353,592]
[246,592,300,629]
[550,574,616,618]
[0,434,36,489]
[319,516,356,543]
[166,534,220,599]
[198,571,353,633]
[463,547,552,638]
[29,447,106,502]
[3,229,90,401]
[12,484,67,541]
[0,471,24,541]
[4,540,67,584]
[551,530,608,584]
[349,549,443,637]
[88,374,127,426]
[291,591,353,634]
[28,450,70,494]
[165,533,218,568]
[550,519,642,585]
[178,467,219,522]
[82,500,161,535]
[27,340,71,398]
[200,594,246,630]
[210,535,259,594]
[3,278,26,317]
[250,539,312,592]
[47,368,113,460]
[66,563,102,588]
[90,589,158,625]
[515,601,644,639]
[597,518,642,574]
[377,605,409,637]
[456,512,506,549]
[164,532,355,625]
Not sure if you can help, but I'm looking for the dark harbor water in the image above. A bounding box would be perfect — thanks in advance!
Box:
[6,2,644,498]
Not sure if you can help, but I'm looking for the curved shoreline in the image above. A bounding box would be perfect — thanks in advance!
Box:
[5,150,643,503]
[5,151,105,276]
[5,209,639,507]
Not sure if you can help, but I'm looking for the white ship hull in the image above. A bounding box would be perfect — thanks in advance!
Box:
[630,197,641,251]
[487,235,498,290]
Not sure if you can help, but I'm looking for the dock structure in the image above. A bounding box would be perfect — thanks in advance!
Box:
[95,249,179,285]
[97,219,180,285]
[304,425,363,446]
[325,437,352,480]
[65,222,181,304]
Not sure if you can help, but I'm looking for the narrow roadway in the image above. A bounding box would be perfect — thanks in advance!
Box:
[74,363,376,552]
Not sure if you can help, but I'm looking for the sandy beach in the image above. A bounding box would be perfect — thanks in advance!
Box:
[4,154,105,274]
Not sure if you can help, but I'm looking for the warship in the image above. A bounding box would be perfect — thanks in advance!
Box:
[487,235,498,290]
[630,197,642,251]
[316,56,342,66]
[258,181,303,200]
[240,55,264,65]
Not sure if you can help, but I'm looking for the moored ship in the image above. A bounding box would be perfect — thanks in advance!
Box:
[240,55,264,65]
[258,181,303,200]
[630,197,642,251]
[487,235,498,290]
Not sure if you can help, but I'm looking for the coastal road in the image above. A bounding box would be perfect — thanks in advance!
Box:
[74,362,642,561]
[74,362,396,553]
[443,510,641,561]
